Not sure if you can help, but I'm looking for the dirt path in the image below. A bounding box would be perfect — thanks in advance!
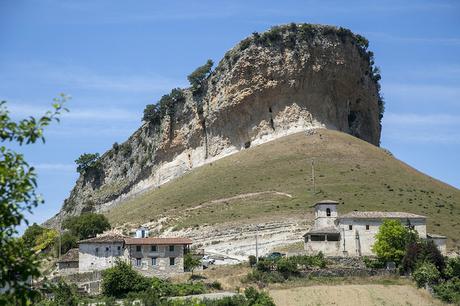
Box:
[269,284,443,306]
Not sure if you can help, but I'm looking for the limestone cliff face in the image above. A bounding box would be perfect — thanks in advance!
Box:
[45,24,382,227]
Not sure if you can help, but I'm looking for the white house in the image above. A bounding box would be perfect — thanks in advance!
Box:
[303,200,447,257]
[76,232,192,276]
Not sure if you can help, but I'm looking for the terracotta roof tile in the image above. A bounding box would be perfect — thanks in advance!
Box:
[58,248,79,263]
[124,237,192,245]
[78,234,127,244]
[304,226,340,236]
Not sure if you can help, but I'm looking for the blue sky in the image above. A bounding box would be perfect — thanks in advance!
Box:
[1,0,459,230]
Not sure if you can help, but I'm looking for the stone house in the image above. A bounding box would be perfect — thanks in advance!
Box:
[304,200,447,257]
[76,233,192,276]
[78,234,125,273]
[57,248,79,274]
[124,237,192,277]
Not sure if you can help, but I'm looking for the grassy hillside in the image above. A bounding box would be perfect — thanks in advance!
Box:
[106,129,460,251]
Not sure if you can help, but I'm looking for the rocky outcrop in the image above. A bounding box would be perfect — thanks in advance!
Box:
[45,23,382,228]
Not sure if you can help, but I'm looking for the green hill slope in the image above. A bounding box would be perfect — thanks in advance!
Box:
[106,129,460,251]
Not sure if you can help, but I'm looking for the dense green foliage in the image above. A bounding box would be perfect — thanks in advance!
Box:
[372,219,415,264]
[0,95,67,305]
[22,223,45,248]
[62,212,111,240]
[187,59,213,94]
[75,152,100,174]
[102,260,151,298]
[433,277,460,304]
[363,257,386,269]
[412,261,440,288]
[401,240,445,273]
[245,253,327,284]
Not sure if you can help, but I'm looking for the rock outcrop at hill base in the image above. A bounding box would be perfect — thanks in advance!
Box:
[45,23,383,228]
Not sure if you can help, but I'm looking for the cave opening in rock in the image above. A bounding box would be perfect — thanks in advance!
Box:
[244,141,251,149]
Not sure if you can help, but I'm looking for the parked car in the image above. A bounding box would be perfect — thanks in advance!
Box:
[266,252,286,261]
[202,255,216,268]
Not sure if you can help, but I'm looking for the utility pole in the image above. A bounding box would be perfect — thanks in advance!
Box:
[58,223,62,259]
[311,159,316,194]
[255,225,259,263]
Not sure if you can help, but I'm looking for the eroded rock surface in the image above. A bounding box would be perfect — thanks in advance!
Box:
[45,24,382,228]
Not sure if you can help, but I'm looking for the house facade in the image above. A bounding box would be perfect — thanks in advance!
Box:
[56,248,79,275]
[125,237,192,277]
[304,200,447,257]
[75,233,192,276]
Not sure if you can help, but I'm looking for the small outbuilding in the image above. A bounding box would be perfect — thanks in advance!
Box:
[57,248,79,275]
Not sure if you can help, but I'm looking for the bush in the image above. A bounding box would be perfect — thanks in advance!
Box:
[75,153,100,174]
[433,277,460,304]
[412,261,440,288]
[275,258,299,278]
[445,257,460,279]
[289,253,327,269]
[102,260,151,298]
[248,255,257,267]
[62,213,111,240]
[184,253,201,273]
[401,240,445,273]
[244,270,285,284]
[244,287,276,306]
[143,104,161,125]
[50,281,79,306]
[208,281,222,290]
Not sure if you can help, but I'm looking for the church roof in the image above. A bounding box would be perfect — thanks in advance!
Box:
[124,237,192,245]
[339,211,426,219]
[311,200,339,207]
[303,226,340,236]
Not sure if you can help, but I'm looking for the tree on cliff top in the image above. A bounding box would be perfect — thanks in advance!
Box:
[0,95,68,305]
[187,59,213,94]
[75,152,100,174]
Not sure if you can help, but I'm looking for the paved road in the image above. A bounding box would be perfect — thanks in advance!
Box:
[169,292,239,301]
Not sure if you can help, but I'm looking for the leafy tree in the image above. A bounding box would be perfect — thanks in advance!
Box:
[62,212,110,240]
[187,59,214,94]
[50,281,78,306]
[102,260,150,298]
[184,253,201,275]
[372,219,413,264]
[22,223,46,248]
[75,152,100,174]
[445,257,460,279]
[244,287,276,306]
[402,240,445,273]
[33,228,58,254]
[0,95,68,305]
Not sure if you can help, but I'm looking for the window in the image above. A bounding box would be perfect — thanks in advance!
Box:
[95,247,99,255]
[151,257,157,266]
[327,234,340,241]
[366,225,370,230]
[326,208,331,217]
[169,257,175,266]
[310,235,326,241]
[117,246,122,255]
[151,245,157,252]
[136,245,141,252]
[349,225,353,230]
[169,245,175,252]
[105,247,109,252]
[136,258,142,266]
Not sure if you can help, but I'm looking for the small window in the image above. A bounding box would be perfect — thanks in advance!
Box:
[169,257,175,266]
[95,247,99,255]
[169,245,175,252]
[136,258,142,266]
[151,245,157,252]
[117,246,121,250]
[327,234,340,241]
[366,225,370,230]
[310,235,326,241]
[326,208,331,217]
[106,247,109,252]
[151,257,157,266]
[349,225,353,230]
[136,245,141,252]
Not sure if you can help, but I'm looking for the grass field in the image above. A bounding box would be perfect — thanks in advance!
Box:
[106,129,460,250]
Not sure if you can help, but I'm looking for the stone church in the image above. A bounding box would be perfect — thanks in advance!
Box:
[303,200,447,256]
